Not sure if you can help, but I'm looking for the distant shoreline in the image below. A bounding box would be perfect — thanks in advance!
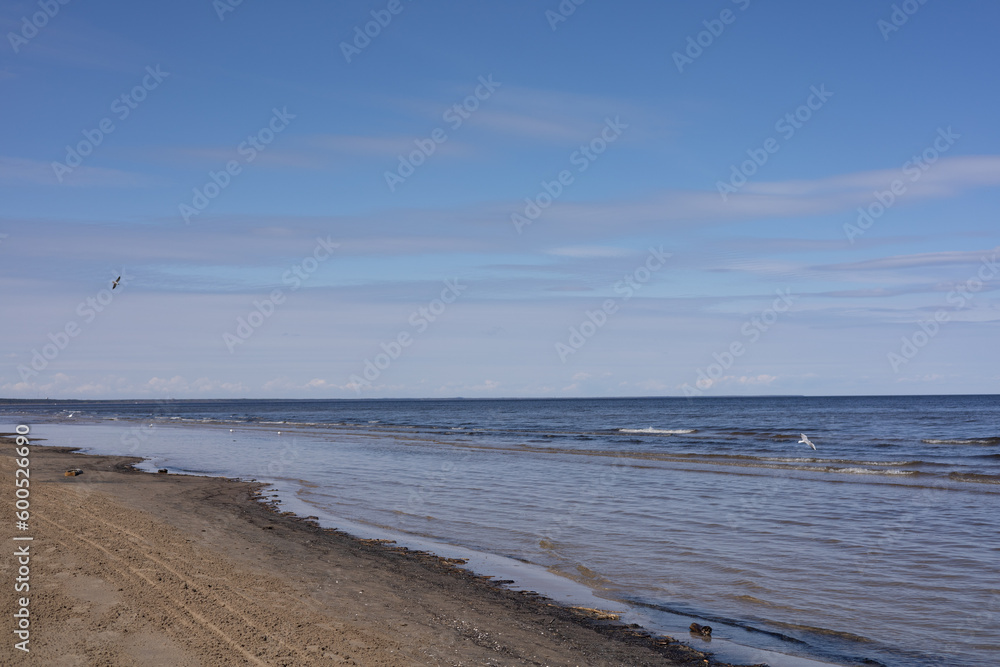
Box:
[8,393,1000,402]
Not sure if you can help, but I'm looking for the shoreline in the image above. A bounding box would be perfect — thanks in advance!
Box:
[2,433,761,666]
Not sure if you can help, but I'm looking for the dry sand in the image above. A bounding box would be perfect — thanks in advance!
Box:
[1,434,758,666]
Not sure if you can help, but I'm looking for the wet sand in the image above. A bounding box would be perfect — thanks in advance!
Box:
[1,434,760,666]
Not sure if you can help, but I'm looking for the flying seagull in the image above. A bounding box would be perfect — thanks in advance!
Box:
[112,275,121,289]
[799,433,817,450]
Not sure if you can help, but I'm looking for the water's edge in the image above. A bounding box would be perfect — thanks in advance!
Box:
[17,419,843,667]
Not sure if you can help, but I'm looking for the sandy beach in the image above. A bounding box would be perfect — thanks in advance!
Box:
[1,434,753,666]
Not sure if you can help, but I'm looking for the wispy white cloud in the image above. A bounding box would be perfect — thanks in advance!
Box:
[309,134,469,158]
[141,85,639,175]
[472,110,587,142]
[434,379,500,394]
[819,246,999,272]
[546,245,632,258]
[471,86,654,143]
[152,132,472,171]
[387,84,653,144]
[311,134,412,156]
[530,156,1000,233]
[0,156,159,187]
[685,374,779,392]
[159,146,325,169]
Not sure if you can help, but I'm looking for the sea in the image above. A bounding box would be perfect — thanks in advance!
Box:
[2,395,998,667]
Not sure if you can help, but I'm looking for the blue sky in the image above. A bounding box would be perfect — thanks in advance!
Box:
[2,0,998,399]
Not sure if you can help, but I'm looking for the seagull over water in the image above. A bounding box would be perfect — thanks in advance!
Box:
[112,275,121,289]
[799,433,817,450]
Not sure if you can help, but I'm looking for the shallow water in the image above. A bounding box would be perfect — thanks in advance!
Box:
[4,395,999,666]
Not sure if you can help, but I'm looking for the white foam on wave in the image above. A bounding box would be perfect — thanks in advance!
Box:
[855,460,915,466]
[836,467,917,476]
[618,427,696,435]
[922,438,999,445]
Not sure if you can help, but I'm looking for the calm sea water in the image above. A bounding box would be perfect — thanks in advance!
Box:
[3,396,998,666]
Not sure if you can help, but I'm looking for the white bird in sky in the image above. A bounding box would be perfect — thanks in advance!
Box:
[799,433,817,450]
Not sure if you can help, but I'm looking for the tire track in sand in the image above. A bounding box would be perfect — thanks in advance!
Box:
[65,500,313,662]
[39,511,271,666]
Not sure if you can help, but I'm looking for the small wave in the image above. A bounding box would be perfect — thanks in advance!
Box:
[627,599,809,644]
[758,456,824,463]
[837,459,921,467]
[617,428,696,435]
[948,472,1000,484]
[760,457,920,467]
[835,467,917,476]
[922,437,1000,445]
[733,594,786,609]
[767,620,877,644]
